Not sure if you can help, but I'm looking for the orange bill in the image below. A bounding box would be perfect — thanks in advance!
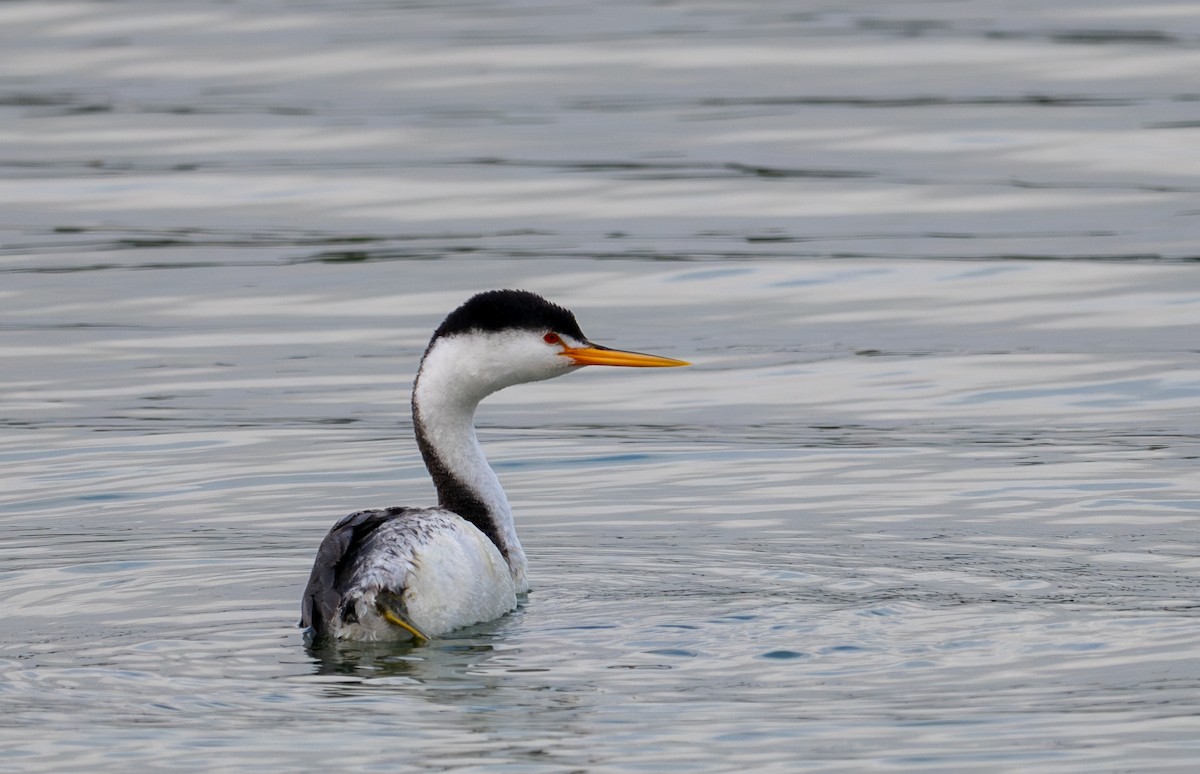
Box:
[562,344,690,368]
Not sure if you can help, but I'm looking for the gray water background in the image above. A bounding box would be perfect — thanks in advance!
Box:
[2,1,1199,771]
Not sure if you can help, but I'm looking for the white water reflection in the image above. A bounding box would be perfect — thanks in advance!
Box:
[4,1,1200,262]
[3,256,1198,769]
[3,0,1200,769]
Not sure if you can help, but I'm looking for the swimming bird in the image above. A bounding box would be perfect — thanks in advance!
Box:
[301,289,689,643]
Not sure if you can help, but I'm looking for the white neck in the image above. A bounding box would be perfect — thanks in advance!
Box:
[411,335,533,591]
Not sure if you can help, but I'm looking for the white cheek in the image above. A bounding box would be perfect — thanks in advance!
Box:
[470,333,573,388]
[420,330,581,405]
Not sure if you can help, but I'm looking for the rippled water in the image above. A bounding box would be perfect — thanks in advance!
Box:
[3,1,1200,771]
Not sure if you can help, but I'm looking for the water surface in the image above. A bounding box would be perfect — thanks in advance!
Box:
[2,1,1200,771]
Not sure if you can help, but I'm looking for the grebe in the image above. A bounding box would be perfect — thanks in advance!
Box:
[301,289,689,643]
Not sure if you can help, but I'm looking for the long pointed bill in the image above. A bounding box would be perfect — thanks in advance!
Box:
[562,344,690,368]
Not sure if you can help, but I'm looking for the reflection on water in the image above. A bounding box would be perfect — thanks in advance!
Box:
[3,257,1198,770]
[3,0,1200,770]
[4,0,1200,266]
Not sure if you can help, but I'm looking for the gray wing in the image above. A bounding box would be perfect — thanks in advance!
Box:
[300,507,414,638]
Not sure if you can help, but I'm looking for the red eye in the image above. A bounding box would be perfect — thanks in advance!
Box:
[543,333,561,345]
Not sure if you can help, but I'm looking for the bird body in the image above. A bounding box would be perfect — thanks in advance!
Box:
[301,289,687,644]
[303,507,517,641]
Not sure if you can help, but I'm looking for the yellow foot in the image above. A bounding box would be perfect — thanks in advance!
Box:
[375,593,429,641]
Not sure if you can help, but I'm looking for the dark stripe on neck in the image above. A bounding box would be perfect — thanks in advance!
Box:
[412,401,509,561]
